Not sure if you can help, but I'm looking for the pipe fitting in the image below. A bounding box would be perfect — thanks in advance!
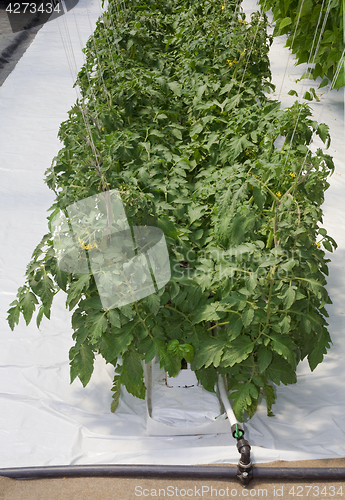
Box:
[236,438,252,486]
[231,423,244,439]
[236,438,251,465]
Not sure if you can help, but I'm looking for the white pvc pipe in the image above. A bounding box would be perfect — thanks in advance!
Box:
[217,375,239,428]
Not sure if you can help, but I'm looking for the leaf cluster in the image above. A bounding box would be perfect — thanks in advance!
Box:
[7,0,336,422]
[258,0,345,90]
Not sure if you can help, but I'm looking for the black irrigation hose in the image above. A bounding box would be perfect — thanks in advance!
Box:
[1,465,345,481]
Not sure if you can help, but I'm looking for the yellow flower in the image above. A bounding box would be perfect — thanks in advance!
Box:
[290,172,296,178]
[240,48,247,56]
[221,4,225,9]
[316,241,321,248]
[227,59,233,66]
[277,191,281,197]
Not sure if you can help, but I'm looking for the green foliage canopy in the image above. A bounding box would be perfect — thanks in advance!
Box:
[7,0,336,421]
[258,0,345,90]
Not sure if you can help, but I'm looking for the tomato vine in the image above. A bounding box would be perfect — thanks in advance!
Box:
[7,0,337,421]
[258,0,345,90]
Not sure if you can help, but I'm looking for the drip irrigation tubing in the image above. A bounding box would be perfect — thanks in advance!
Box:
[1,465,345,481]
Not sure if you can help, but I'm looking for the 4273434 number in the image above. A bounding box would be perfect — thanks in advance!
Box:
[5,2,61,14]
[287,485,343,497]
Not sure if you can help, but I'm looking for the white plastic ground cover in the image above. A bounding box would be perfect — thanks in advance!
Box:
[0,0,344,467]
[144,360,231,436]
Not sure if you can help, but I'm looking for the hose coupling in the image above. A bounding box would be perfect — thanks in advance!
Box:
[236,438,253,486]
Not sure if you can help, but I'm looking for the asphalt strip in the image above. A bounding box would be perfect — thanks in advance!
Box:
[0,7,42,86]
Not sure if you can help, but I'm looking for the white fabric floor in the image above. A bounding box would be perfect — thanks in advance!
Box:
[0,0,344,467]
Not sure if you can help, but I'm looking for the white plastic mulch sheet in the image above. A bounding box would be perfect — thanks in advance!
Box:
[0,0,345,468]
[144,360,231,436]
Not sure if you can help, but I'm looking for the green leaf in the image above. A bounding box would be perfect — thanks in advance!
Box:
[82,295,103,310]
[36,305,45,328]
[226,315,243,341]
[20,290,38,326]
[322,240,333,252]
[229,135,253,159]
[187,285,204,310]
[111,375,121,412]
[231,381,259,422]
[66,274,90,307]
[195,366,217,392]
[144,341,157,364]
[308,328,331,371]
[188,205,208,224]
[318,78,329,89]
[168,81,182,96]
[73,325,89,350]
[156,217,178,239]
[257,345,272,373]
[99,321,135,363]
[278,17,292,31]
[191,302,223,325]
[157,340,181,377]
[192,336,225,370]
[180,343,194,363]
[120,350,145,399]
[252,187,266,210]
[87,312,108,343]
[7,302,20,331]
[282,286,295,309]
[144,293,161,315]
[303,91,312,101]
[120,304,134,320]
[269,333,296,368]
[300,0,312,16]
[169,281,180,300]
[167,339,180,357]
[242,308,254,327]
[70,342,95,387]
[279,315,291,334]
[171,128,182,140]
[262,381,275,417]
[317,123,329,144]
[219,82,234,95]
[34,273,55,309]
[245,273,257,294]
[190,122,203,137]
[205,132,219,150]
[266,356,297,385]
[107,309,121,328]
[221,335,254,367]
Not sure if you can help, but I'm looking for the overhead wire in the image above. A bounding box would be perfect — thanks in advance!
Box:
[57,0,127,157]
[56,0,126,191]
[56,3,101,169]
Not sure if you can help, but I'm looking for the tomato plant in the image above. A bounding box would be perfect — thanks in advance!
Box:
[7,0,337,421]
[258,0,345,90]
